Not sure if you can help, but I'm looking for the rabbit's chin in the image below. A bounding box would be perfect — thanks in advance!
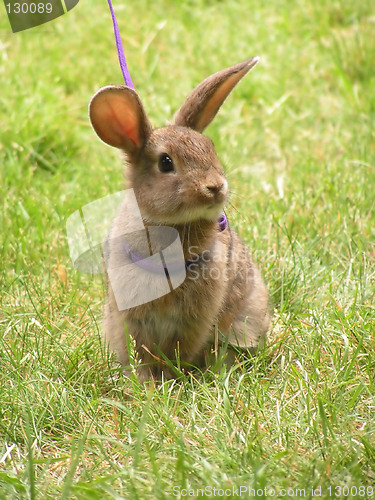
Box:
[144,204,225,226]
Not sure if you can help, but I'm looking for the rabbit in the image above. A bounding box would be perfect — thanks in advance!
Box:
[89,57,270,382]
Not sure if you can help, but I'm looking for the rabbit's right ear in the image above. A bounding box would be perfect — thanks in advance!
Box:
[89,86,152,153]
[173,57,259,133]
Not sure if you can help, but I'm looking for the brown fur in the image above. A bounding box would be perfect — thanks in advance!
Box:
[89,57,270,382]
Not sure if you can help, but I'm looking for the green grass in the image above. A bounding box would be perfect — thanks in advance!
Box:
[1,0,374,498]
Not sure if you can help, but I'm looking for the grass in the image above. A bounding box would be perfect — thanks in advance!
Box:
[0,0,374,498]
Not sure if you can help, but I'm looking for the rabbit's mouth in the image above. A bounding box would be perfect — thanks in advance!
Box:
[140,202,224,226]
[170,180,228,222]
[163,204,225,225]
[187,194,227,221]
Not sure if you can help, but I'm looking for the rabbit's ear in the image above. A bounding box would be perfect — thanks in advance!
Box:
[173,57,259,133]
[89,86,152,152]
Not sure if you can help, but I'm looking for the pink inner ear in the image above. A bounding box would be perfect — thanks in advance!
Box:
[108,99,140,146]
[196,72,244,132]
[91,87,151,150]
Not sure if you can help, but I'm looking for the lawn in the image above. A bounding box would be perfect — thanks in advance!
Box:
[0,0,374,498]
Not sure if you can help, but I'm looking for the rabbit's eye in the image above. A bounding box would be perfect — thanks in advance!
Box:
[158,153,175,173]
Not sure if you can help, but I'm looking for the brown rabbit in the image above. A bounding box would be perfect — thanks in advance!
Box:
[89,57,270,382]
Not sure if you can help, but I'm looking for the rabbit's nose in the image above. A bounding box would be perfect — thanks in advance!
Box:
[204,180,228,202]
[206,183,224,194]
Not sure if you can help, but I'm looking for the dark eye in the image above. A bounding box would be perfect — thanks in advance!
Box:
[158,153,174,173]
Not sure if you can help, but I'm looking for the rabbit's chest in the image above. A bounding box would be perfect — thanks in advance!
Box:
[126,271,225,347]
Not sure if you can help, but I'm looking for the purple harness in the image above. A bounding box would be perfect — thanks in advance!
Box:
[124,215,228,274]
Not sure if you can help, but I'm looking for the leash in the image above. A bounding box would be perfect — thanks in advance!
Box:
[107,0,134,88]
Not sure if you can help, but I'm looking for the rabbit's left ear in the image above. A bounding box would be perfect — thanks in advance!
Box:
[173,57,259,133]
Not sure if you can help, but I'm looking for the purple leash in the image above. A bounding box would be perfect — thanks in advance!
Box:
[107,0,134,89]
